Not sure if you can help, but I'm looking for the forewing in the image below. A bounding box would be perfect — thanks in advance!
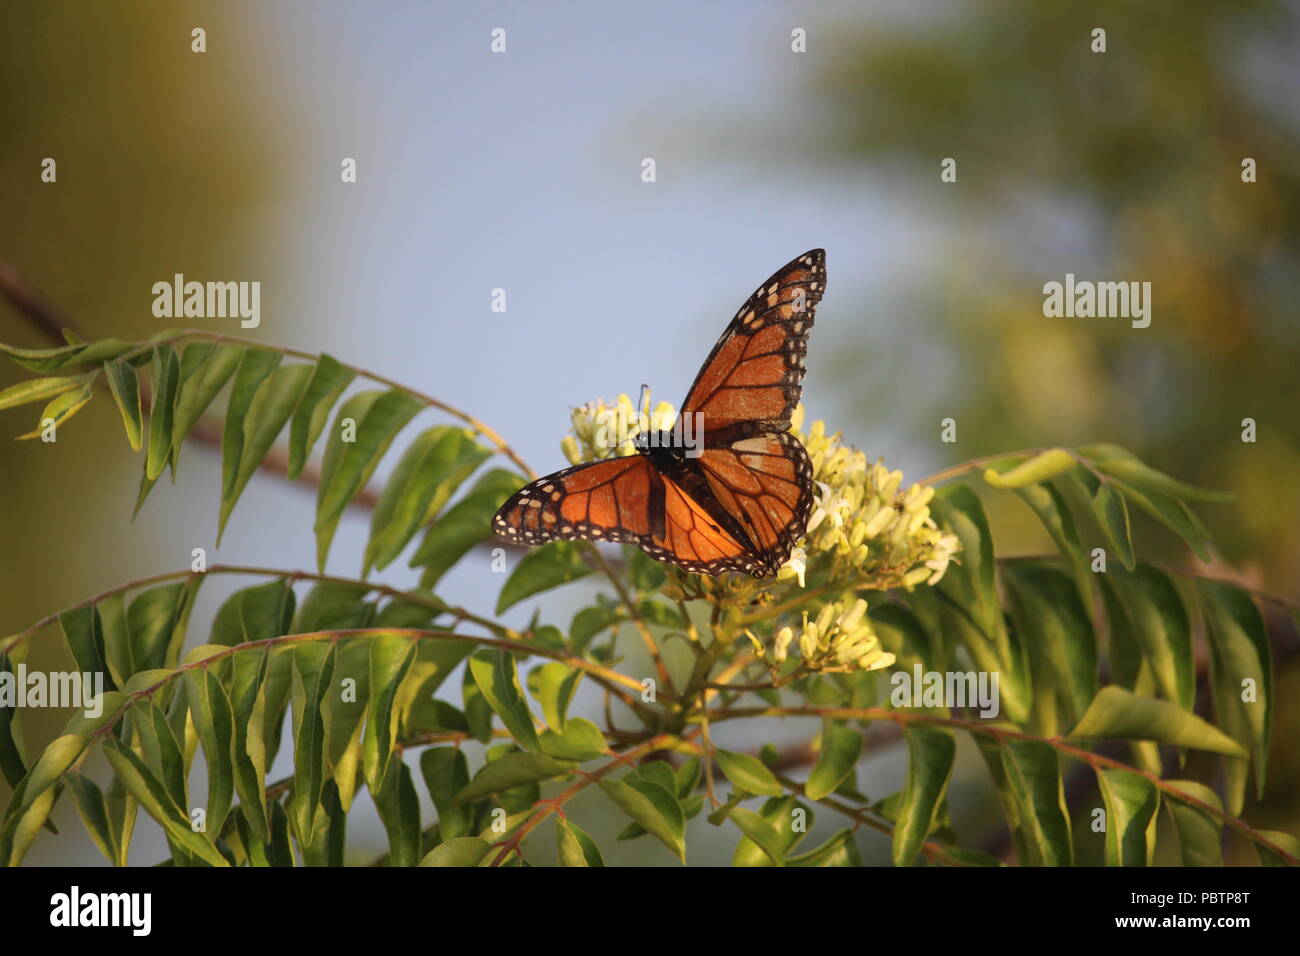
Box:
[680,249,825,429]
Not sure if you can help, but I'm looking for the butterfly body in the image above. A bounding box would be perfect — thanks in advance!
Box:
[494,250,826,577]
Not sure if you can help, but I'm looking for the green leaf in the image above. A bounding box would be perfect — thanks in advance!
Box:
[294,580,373,632]
[982,449,1076,488]
[731,795,813,866]
[420,837,491,867]
[290,642,337,844]
[495,541,594,615]
[420,747,471,841]
[211,580,297,646]
[102,773,136,867]
[373,758,421,867]
[892,726,956,867]
[624,546,668,592]
[365,426,491,574]
[461,665,493,744]
[1009,478,1092,606]
[538,717,607,761]
[1254,830,1300,867]
[1098,576,1141,693]
[264,800,294,866]
[102,738,228,866]
[170,342,243,474]
[65,772,118,864]
[101,361,144,450]
[729,807,788,865]
[0,338,134,373]
[1113,482,1212,562]
[130,702,187,809]
[363,633,417,792]
[98,595,132,691]
[6,733,87,821]
[715,749,784,797]
[396,638,472,735]
[126,583,187,673]
[467,650,541,753]
[598,777,685,862]
[298,767,347,869]
[314,389,424,569]
[454,751,570,804]
[143,346,180,479]
[1005,563,1097,729]
[870,602,939,674]
[1103,566,1194,711]
[932,484,1003,641]
[1069,685,1246,756]
[0,372,92,411]
[527,662,583,732]
[58,606,113,692]
[0,773,61,865]
[556,817,604,866]
[16,379,94,440]
[675,756,702,799]
[260,649,295,766]
[219,363,313,536]
[788,829,862,867]
[411,468,524,587]
[1090,456,1233,504]
[287,354,355,479]
[0,654,27,788]
[216,348,282,537]
[805,723,862,801]
[229,648,270,843]
[184,667,236,837]
[1085,476,1135,571]
[1198,580,1271,805]
[634,761,677,795]
[1162,779,1223,867]
[1096,768,1159,866]
[569,605,619,654]
[1000,739,1073,866]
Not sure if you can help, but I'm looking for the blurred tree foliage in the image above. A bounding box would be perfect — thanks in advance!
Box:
[0,2,296,845]
[808,0,1299,592]
[801,0,1300,854]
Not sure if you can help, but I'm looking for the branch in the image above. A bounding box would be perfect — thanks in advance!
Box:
[769,768,987,866]
[485,732,682,866]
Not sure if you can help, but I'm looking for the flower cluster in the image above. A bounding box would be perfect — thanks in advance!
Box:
[777,407,960,590]
[749,599,895,673]
[561,394,677,464]
[555,398,959,596]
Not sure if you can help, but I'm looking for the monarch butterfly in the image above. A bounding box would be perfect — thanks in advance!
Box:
[493,249,825,577]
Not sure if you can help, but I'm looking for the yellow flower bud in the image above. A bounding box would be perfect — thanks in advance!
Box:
[561,435,582,465]
[838,598,868,632]
[773,626,794,663]
[903,567,933,588]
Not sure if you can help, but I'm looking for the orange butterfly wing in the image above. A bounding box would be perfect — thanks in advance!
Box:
[680,249,825,429]
[693,430,814,575]
[492,455,755,574]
